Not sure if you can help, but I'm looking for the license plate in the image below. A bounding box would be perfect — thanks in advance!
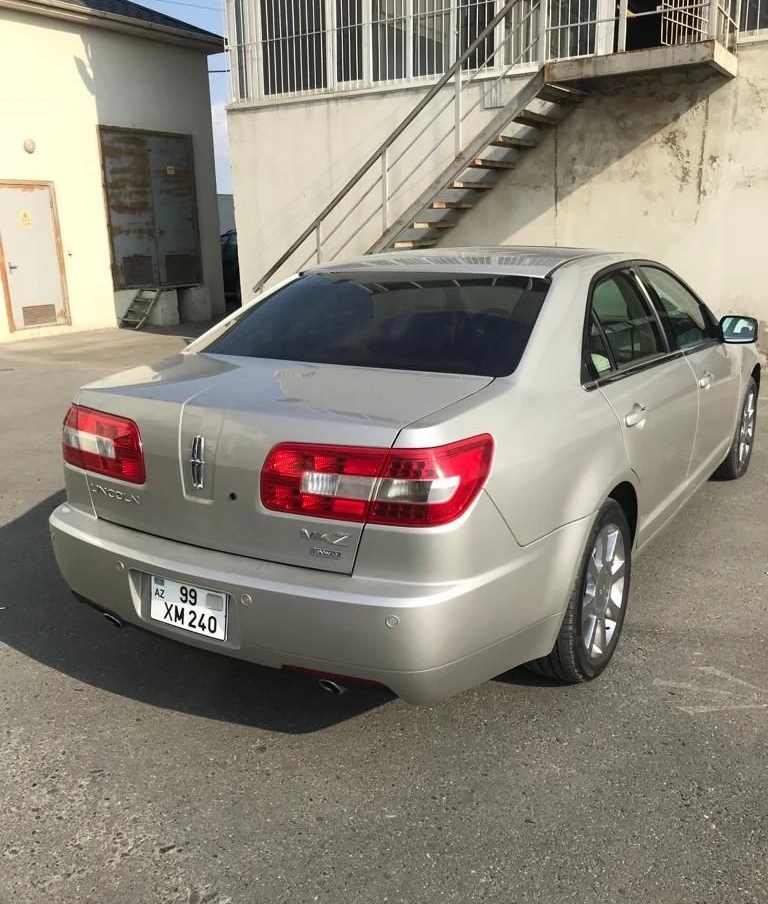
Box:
[149,575,228,641]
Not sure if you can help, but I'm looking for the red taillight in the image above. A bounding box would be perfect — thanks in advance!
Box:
[261,435,493,527]
[62,405,145,484]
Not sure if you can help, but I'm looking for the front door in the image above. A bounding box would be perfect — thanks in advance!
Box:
[637,265,742,484]
[588,269,700,548]
[0,182,69,331]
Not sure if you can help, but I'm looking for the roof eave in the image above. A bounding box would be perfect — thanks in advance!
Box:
[0,0,224,53]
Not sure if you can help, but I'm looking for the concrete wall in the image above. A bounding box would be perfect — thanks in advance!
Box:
[443,41,768,339]
[228,40,768,342]
[0,9,224,343]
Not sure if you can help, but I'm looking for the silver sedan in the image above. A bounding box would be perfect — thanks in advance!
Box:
[50,247,761,703]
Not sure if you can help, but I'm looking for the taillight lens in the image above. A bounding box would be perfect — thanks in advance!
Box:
[62,405,145,484]
[261,435,493,527]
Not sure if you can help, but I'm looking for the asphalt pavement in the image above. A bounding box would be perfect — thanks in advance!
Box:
[1,329,766,904]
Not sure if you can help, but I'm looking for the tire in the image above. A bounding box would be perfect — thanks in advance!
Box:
[714,377,758,481]
[527,499,632,683]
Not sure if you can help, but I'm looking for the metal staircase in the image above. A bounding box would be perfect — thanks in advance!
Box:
[120,288,164,330]
[253,0,740,293]
[371,72,587,252]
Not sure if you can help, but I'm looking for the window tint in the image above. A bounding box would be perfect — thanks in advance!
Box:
[202,273,549,377]
[640,266,714,350]
[591,272,667,369]
[588,318,613,376]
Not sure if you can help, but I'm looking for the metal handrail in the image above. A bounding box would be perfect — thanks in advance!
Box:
[253,0,524,292]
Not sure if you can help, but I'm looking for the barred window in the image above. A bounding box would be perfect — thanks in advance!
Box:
[227,0,729,103]
[741,0,768,31]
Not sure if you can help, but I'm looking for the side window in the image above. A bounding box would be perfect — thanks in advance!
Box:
[588,318,613,376]
[639,266,715,350]
[591,271,667,371]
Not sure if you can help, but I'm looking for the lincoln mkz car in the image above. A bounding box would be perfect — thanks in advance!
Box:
[50,248,761,703]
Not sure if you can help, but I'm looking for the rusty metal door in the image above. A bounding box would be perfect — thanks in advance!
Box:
[149,134,202,287]
[100,128,202,290]
[0,183,69,331]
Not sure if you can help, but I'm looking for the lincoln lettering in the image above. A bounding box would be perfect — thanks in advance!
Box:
[89,483,141,505]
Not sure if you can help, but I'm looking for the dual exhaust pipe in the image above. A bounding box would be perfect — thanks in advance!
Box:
[103,612,348,696]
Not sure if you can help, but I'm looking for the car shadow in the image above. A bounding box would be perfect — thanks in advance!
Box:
[494,668,565,688]
[0,493,394,734]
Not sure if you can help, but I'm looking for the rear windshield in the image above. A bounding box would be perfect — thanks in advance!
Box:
[202,272,549,377]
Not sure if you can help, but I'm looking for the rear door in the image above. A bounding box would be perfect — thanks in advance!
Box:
[637,265,741,483]
[587,268,699,547]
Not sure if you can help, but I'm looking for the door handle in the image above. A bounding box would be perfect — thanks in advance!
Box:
[8,262,17,271]
[698,371,714,390]
[625,403,648,428]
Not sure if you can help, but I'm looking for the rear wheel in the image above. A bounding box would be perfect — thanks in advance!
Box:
[714,377,758,481]
[528,499,632,683]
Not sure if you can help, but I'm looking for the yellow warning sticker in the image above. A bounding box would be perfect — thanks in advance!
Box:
[20,211,31,227]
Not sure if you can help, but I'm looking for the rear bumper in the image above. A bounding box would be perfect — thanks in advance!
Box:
[49,503,592,704]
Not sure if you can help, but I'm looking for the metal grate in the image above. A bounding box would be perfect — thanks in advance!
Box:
[741,0,768,31]
[660,0,708,45]
[229,0,745,103]
[121,254,155,287]
[21,304,57,327]
[165,252,201,286]
[230,0,512,100]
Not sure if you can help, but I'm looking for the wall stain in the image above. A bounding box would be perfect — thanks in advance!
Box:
[661,130,692,186]
[743,77,767,114]
[694,96,710,220]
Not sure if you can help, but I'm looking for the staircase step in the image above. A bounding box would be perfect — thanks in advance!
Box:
[470,157,516,171]
[392,238,439,249]
[451,179,496,191]
[412,218,458,229]
[491,134,537,150]
[514,109,561,128]
[430,200,474,210]
[537,83,588,105]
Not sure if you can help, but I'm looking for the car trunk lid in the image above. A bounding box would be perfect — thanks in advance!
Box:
[73,353,492,574]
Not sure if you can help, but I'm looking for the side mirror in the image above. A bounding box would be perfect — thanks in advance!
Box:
[720,315,758,344]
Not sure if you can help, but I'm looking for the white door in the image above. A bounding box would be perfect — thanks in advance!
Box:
[0,183,69,331]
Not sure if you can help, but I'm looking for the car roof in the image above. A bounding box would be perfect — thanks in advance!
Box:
[307,246,633,280]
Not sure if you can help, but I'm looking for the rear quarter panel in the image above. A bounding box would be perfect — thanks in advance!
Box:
[395,263,637,547]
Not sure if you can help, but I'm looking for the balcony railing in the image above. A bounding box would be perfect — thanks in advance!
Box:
[227,0,743,103]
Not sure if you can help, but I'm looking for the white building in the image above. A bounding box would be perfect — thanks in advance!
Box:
[0,0,225,342]
[224,0,768,341]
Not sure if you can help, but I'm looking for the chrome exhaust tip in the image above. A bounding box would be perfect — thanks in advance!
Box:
[103,612,123,628]
[318,678,347,696]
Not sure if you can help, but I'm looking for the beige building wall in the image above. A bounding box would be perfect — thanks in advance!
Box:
[0,8,224,343]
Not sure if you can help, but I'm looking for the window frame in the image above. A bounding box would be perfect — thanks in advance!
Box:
[633,262,720,356]
[581,263,678,390]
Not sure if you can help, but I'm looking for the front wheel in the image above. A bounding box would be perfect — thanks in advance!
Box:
[527,499,632,683]
[714,377,758,481]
